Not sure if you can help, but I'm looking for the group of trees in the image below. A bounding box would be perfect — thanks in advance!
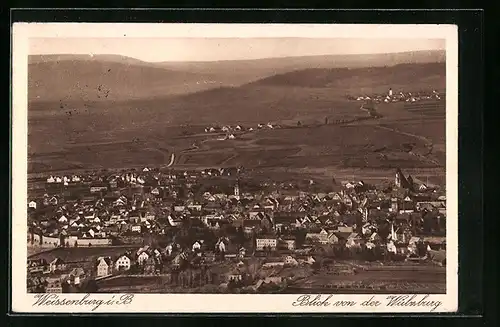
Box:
[170,268,216,288]
[313,242,428,262]
[422,211,446,235]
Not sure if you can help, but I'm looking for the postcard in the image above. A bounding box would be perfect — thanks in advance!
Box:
[11,23,458,313]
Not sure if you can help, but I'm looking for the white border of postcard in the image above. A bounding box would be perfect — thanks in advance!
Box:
[11,23,458,313]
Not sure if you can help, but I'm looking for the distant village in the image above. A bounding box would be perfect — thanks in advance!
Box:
[201,122,280,142]
[27,166,446,293]
[347,89,444,104]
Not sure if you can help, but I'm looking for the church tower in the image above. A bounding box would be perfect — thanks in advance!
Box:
[395,170,402,188]
[234,181,240,199]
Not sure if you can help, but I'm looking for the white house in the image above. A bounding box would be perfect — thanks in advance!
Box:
[58,215,68,223]
[115,255,131,271]
[28,201,37,209]
[387,241,397,254]
[305,256,316,265]
[137,252,149,265]
[284,255,298,266]
[131,225,141,233]
[217,240,226,253]
[256,237,277,251]
[167,215,181,227]
[165,244,173,256]
[96,257,112,277]
[192,241,202,251]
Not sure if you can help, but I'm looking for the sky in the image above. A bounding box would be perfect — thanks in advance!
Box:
[29,37,445,62]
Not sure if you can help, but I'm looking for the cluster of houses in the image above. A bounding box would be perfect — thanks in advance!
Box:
[27,166,446,292]
[204,122,279,135]
[27,257,88,293]
[347,89,444,104]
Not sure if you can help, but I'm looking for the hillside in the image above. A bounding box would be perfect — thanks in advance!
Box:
[27,59,219,102]
[29,62,446,125]
[28,50,445,103]
[97,62,446,125]
[157,50,445,74]
[28,54,149,66]
[249,62,446,90]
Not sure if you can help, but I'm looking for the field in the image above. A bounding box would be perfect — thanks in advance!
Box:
[287,264,446,294]
[93,262,446,294]
[27,57,447,182]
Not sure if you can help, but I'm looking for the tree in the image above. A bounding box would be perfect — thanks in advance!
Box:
[423,214,433,234]
[235,227,245,248]
[294,228,307,248]
[227,279,237,291]
[179,271,185,287]
[74,241,78,247]
[297,121,302,127]
[82,279,99,293]
[416,241,427,257]
[378,223,390,241]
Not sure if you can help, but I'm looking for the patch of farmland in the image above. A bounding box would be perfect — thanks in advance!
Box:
[383,120,446,145]
[178,152,236,166]
[28,159,88,174]
[62,148,166,167]
[254,138,292,146]
[404,100,446,118]
[223,147,302,167]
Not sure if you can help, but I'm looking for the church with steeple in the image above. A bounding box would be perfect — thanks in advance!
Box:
[395,168,414,191]
[234,180,240,200]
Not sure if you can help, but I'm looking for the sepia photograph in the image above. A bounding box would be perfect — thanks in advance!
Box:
[12,23,458,313]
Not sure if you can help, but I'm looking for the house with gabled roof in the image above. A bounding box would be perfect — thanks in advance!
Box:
[346,233,362,248]
[115,254,132,271]
[28,200,37,210]
[96,257,113,277]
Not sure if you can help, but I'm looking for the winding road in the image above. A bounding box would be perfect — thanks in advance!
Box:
[166,153,175,167]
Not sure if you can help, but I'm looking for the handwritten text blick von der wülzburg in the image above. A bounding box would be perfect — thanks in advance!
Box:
[292,294,442,312]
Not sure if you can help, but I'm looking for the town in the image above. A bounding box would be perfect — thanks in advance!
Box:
[27,165,446,294]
